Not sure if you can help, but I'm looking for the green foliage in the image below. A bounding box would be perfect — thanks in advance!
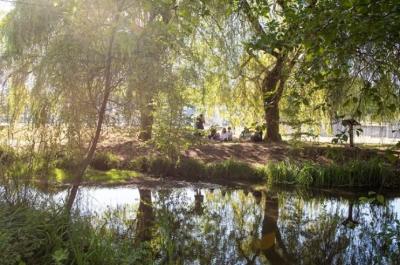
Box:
[359,191,386,206]
[152,92,198,160]
[0,146,16,166]
[207,159,264,182]
[90,152,121,171]
[128,156,265,182]
[0,203,145,265]
[376,219,400,263]
[147,156,176,178]
[175,157,205,180]
[55,154,80,171]
[127,156,150,172]
[266,159,398,188]
[265,160,300,185]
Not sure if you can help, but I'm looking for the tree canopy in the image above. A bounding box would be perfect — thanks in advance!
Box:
[0,0,399,170]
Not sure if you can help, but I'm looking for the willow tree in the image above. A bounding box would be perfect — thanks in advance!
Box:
[297,0,400,125]
[234,0,305,142]
[1,0,137,209]
[189,1,306,142]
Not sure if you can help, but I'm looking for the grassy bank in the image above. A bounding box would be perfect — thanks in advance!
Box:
[120,155,399,189]
[1,145,399,189]
[0,203,148,265]
[265,159,399,188]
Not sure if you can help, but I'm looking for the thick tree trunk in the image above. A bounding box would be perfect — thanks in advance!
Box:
[135,189,154,245]
[257,192,291,264]
[262,56,286,143]
[66,13,119,211]
[265,101,282,142]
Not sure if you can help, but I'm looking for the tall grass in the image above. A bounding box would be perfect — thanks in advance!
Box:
[128,156,265,183]
[2,145,399,188]
[0,202,147,265]
[266,159,399,188]
[125,155,399,188]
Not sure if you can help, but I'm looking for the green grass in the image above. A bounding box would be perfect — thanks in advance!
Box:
[265,159,399,188]
[50,168,140,184]
[127,156,266,183]
[0,203,148,265]
[125,155,400,188]
[85,169,140,183]
[2,144,399,188]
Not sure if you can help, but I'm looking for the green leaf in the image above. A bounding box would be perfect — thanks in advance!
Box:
[376,195,385,205]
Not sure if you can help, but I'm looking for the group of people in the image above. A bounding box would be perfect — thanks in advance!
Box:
[208,126,233,141]
[239,126,263,142]
[195,114,263,142]
[195,114,233,141]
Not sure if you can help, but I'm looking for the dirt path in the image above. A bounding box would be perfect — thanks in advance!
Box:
[183,142,288,164]
[99,134,398,166]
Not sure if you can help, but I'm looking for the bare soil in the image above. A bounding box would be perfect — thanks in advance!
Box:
[99,135,399,166]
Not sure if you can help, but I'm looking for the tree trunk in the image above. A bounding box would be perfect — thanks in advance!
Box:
[349,124,354,147]
[257,192,291,264]
[265,100,282,142]
[262,56,286,143]
[66,13,119,212]
[138,100,154,141]
[135,189,154,245]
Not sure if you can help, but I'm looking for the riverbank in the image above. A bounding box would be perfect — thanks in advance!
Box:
[2,141,400,190]
[93,140,400,189]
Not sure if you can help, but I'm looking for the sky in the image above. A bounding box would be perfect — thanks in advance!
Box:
[0,2,14,14]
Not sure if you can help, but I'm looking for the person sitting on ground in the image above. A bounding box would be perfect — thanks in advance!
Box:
[227,127,233,141]
[251,125,263,142]
[239,127,252,141]
[208,126,219,140]
[220,128,229,141]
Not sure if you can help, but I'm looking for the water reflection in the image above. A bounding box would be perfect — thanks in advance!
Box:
[256,192,291,264]
[135,189,154,244]
[19,186,400,264]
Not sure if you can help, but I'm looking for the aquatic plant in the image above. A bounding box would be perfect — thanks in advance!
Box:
[266,159,399,188]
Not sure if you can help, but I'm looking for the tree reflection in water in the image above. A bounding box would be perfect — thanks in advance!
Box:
[92,187,399,264]
[254,192,292,264]
[135,189,153,245]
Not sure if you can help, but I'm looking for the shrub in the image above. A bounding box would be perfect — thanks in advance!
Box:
[176,158,206,180]
[0,146,16,166]
[90,152,121,171]
[207,159,264,182]
[147,156,176,177]
[127,156,150,172]
[55,154,80,171]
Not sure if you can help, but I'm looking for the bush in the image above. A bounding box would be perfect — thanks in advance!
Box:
[147,156,176,177]
[0,146,16,166]
[127,156,150,172]
[207,159,264,182]
[176,158,206,180]
[55,155,80,171]
[90,152,121,171]
[127,156,266,182]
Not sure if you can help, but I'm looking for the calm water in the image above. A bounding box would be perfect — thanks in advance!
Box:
[36,186,400,264]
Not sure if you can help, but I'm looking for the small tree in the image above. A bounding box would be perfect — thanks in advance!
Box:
[332,118,362,148]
